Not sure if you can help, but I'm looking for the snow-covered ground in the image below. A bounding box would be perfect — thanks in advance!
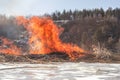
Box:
[0,62,120,80]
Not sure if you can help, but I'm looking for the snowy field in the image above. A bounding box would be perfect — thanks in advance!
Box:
[0,62,120,80]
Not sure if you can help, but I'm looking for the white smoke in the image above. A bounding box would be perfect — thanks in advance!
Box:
[0,0,34,16]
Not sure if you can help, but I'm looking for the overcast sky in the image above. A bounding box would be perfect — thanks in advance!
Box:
[0,0,120,16]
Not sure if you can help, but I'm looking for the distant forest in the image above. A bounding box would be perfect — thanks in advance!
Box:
[50,8,120,53]
[0,8,120,56]
[51,8,120,20]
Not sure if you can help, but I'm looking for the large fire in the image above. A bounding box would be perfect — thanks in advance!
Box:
[0,16,86,60]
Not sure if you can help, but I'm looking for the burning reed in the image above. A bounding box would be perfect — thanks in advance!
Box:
[0,16,86,60]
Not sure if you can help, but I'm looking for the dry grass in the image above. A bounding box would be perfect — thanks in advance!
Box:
[92,44,112,59]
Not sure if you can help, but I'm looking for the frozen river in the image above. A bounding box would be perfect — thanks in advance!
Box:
[0,62,120,80]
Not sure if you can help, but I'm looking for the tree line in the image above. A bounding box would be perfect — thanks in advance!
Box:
[51,8,120,20]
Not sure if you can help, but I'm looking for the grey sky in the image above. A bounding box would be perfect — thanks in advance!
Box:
[0,0,120,16]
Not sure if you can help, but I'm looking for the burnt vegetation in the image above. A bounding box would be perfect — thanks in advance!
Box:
[0,8,120,62]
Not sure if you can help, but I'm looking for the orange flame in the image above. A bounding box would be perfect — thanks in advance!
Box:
[17,16,86,59]
[0,37,21,55]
